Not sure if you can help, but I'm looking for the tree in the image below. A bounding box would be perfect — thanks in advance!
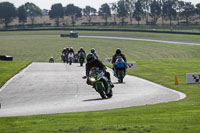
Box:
[0,2,16,28]
[182,2,195,25]
[117,0,129,25]
[24,2,42,25]
[49,3,64,27]
[125,0,136,25]
[65,4,82,26]
[160,0,167,25]
[163,0,177,26]
[98,3,111,25]
[196,3,200,20]
[133,0,144,25]
[175,0,185,25]
[110,2,118,25]
[150,0,161,24]
[83,6,96,26]
[18,5,27,26]
[140,0,152,24]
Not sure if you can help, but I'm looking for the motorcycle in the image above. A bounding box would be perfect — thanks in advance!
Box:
[114,56,127,83]
[68,52,74,65]
[83,67,113,99]
[78,52,85,66]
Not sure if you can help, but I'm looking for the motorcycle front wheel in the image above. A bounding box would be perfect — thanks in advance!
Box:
[106,89,113,98]
[96,82,107,99]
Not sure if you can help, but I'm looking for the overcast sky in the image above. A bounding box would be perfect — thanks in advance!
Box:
[1,0,199,10]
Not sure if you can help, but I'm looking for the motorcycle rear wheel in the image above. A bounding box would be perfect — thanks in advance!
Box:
[80,62,83,66]
[118,70,124,83]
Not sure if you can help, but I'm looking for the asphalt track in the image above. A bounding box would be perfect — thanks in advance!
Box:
[0,63,186,117]
[80,36,200,45]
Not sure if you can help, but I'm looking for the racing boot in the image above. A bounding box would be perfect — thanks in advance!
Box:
[109,80,114,88]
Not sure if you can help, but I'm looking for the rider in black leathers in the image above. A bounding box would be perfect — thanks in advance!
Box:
[62,48,66,55]
[66,47,69,54]
[86,53,114,88]
[90,48,98,59]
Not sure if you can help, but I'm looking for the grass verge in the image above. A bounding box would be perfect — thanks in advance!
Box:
[0,61,30,88]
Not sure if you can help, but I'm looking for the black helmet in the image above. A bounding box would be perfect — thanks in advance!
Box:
[116,48,121,54]
[87,53,95,63]
[91,48,95,53]
[80,47,83,50]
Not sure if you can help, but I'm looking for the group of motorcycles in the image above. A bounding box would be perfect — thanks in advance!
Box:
[62,50,127,99]
[61,51,85,66]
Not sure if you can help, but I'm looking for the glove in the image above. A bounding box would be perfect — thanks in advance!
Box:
[82,76,87,79]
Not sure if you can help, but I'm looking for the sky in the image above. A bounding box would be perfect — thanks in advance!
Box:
[1,0,199,10]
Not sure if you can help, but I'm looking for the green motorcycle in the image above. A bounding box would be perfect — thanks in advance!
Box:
[78,52,85,66]
[84,67,113,99]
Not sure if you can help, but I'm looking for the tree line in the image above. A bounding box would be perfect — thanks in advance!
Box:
[0,0,200,28]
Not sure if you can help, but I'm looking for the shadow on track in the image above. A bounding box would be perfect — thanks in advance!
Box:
[83,98,104,102]
[113,82,126,84]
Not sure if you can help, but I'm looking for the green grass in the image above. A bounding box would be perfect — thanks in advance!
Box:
[0,31,200,133]
[0,61,30,88]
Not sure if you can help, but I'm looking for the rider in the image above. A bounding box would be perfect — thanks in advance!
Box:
[69,47,74,54]
[78,47,86,61]
[112,48,127,64]
[62,48,66,55]
[61,48,67,62]
[86,53,114,88]
[78,47,86,55]
[90,48,98,59]
[66,47,69,54]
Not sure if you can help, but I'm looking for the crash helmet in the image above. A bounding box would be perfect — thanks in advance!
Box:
[116,48,121,55]
[66,47,69,50]
[86,53,95,63]
[80,47,83,51]
[63,48,66,50]
[91,48,95,53]
[70,47,73,50]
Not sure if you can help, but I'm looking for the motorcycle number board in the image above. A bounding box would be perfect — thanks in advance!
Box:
[127,62,136,69]
[105,58,112,63]
[186,73,200,84]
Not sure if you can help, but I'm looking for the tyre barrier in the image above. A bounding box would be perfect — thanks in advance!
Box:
[0,55,13,61]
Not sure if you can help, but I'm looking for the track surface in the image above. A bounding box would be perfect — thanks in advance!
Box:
[80,36,200,45]
[0,63,185,117]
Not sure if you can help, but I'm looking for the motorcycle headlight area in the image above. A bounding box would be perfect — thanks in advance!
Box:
[89,77,96,82]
